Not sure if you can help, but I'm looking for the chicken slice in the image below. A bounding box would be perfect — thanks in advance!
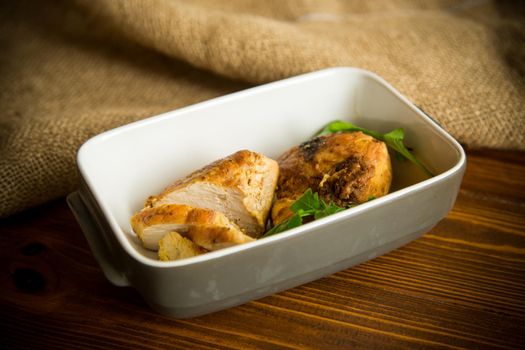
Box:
[145,150,278,238]
[158,232,206,261]
[272,132,392,225]
[131,203,254,251]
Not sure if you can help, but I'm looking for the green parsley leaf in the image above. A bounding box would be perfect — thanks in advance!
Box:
[263,213,302,237]
[314,201,345,220]
[315,120,383,140]
[383,128,434,177]
[263,189,346,237]
[290,188,321,214]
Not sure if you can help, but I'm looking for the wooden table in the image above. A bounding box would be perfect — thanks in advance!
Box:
[1,149,524,349]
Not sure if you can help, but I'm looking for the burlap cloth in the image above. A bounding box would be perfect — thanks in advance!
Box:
[0,0,524,218]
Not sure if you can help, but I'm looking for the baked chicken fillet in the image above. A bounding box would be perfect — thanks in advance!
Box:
[272,132,392,225]
[131,203,254,251]
[145,150,279,238]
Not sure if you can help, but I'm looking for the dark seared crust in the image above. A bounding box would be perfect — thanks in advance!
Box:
[299,137,325,162]
[272,132,392,224]
[317,155,372,206]
[275,150,317,200]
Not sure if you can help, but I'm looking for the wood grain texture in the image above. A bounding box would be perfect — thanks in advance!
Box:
[1,149,524,349]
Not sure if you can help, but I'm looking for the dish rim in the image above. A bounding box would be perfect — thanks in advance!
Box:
[77,67,466,269]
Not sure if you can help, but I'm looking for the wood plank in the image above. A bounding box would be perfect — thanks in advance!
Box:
[1,149,524,349]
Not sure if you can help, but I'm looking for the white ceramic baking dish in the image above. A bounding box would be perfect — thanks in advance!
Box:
[68,67,466,318]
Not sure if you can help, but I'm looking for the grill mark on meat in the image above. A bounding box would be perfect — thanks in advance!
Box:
[299,137,324,162]
[318,155,373,206]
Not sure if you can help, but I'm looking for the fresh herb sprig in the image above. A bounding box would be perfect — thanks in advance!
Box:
[316,120,434,177]
[263,189,346,238]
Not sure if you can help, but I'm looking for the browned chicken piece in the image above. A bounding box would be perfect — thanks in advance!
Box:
[145,150,278,238]
[272,132,392,225]
[131,204,254,251]
[158,232,207,261]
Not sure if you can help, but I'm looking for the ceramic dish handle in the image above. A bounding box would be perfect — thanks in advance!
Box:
[67,192,129,286]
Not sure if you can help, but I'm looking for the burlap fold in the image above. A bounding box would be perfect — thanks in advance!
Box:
[0,0,524,218]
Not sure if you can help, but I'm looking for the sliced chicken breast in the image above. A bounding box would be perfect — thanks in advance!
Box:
[131,203,254,251]
[158,232,206,261]
[145,150,278,238]
[272,132,392,225]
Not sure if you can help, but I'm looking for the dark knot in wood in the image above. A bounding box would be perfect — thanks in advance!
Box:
[11,268,46,293]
